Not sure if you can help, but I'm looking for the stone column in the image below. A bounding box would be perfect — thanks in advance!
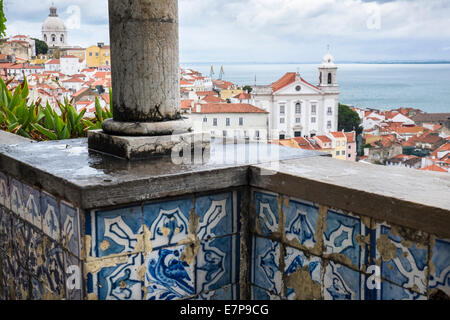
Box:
[102,0,191,136]
[89,0,209,160]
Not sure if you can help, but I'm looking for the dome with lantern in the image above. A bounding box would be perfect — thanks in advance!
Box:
[42,4,68,48]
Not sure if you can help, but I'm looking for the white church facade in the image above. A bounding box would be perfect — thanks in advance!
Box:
[252,53,340,140]
[42,5,68,50]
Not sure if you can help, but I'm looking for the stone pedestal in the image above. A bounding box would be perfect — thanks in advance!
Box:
[88,0,206,160]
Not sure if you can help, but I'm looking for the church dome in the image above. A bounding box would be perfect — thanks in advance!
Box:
[42,5,66,32]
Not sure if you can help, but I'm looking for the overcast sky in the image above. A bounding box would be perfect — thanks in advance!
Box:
[4,0,450,62]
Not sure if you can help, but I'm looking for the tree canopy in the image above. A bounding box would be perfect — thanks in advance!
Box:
[338,103,362,135]
[32,38,49,55]
[0,0,7,38]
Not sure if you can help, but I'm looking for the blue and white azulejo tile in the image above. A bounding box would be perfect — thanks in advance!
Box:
[60,201,80,257]
[94,206,142,258]
[22,183,41,228]
[254,191,279,237]
[97,253,143,300]
[380,281,426,300]
[428,237,450,297]
[0,171,10,209]
[251,236,282,296]
[144,244,195,300]
[284,246,321,300]
[376,224,428,295]
[251,285,281,300]
[323,261,363,300]
[284,199,319,249]
[324,210,366,269]
[144,198,193,250]
[10,178,24,218]
[196,192,235,241]
[41,192,60,242]
[196,235,237,294]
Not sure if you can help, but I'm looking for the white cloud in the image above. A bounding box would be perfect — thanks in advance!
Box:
[3,0,450,61]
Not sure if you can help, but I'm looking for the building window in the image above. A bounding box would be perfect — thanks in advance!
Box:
[239,117,243,126]
[280,118,285,124]
[311,117,316,124]
[256,130,260,138]
[60,35,64,43]
[295,103,301,114]
[213,118,217,126]
[311,104,317,115]
[294,131,302,137]
[327,121,332,129]
[279,134,285,140]
[327,107,332,115]
[226,118,230,126]
[96,53,99,57]
[328,73,332,84]
[51,34,56,42]
[89,52,92,57]
[349,145,352,149]
[280,105,285,115]
[348,154,351,158]
[203,117,207,123]
[336,151,340,156]
[342,151,346,156]
[337,141,340,147]
[223,131,227,137]
[296,118,301,123]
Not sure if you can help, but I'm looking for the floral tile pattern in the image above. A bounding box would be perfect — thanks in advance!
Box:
[10,178,24,218]
[60,202,80,257]
[254,192,279,237]
[323,261,363,300]
[144,245,195,300]
[196,235,237,294]
[0,171,10,209]
[97,253,143,300]
[428,238,450,297]
[284,199,319,249]
[42,239,65,298]
[22,183,41,228]
[284,246,321,300]
[376,224,428,295]
[41,192,60,242]
[196,285,238,300]
[144,198,193,250]
[196,193,234,241]
[252,236,282,296]
[29,227,44,279]
[324,210,366,269]
[94,206,142,258]
[0,207,12,251]
[380,281,426,300]
[12,217,31,269]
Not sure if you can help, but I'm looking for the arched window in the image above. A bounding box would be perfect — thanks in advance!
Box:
[328,73,332,84]
[44,34,47,42]
[52,34,56,43]
[60,35,64,43]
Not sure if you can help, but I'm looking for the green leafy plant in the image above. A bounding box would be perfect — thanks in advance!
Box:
[0,78,45,139]
[83,89,113,131]
[0,75,113,141]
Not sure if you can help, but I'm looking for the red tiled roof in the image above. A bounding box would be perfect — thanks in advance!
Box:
[195,91,217,97]
[315,135,332,143]
[420,164,447,173]
[201,95,226,103]
[233,92,252,100]
[345,132,356,143]
[181,100,193,110]
[271,72,321,92]
[330,132,346,139]
[193,103,268,114]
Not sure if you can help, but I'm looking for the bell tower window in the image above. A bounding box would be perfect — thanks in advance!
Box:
[328,73,332,85]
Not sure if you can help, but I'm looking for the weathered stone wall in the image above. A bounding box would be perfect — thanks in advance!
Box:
[249,188,449,300]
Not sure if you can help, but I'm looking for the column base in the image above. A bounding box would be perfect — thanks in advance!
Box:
[88,130,210,161]
[102,118,192,136]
